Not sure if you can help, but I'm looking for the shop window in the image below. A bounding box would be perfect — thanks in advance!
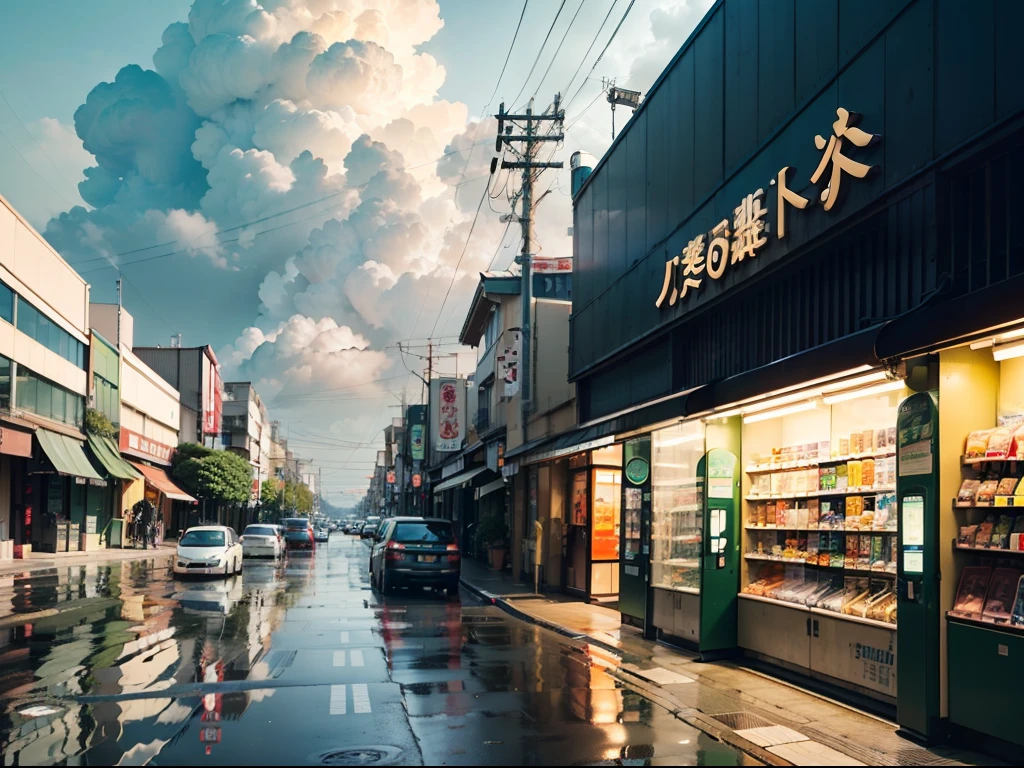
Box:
[0,281,12,324]
[591,468,621,561]
[592,444,623,466]
[15,297,85,369]
[17,298,38,340]
[17,365,85,428]
[652,422,706,593]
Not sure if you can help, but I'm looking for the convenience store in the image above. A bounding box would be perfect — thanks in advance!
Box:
[568,0,1024,751]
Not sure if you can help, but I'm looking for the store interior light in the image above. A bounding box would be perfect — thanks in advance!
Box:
[1001,326,1024,341]
[819,370,888,393]
[970,338,995,350]
[993,339,1024,361]
[742,389,822,415]
[742,401,818,424]
[822,379,905,404]
[657,432,704,447]
[710,408,742,420]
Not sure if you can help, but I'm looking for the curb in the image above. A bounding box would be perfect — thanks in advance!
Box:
[460,577,791,766]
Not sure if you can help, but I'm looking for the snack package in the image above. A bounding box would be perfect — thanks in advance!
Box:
[862,429,875,453]
[756,503,767,527]
[994,514,1015,549]
[958,525,979,547]
[858,535,872,569]
[875,429,887,454]
[966,429,996,459]
[887,427,897,448]
[957,479,981,506]
[986,427,1013,459]
[838,437,850,458]
[951,566,993,617]
[767,502,777,526]
[770,472,782,496]
[862,458,875,488]
[997,477,1019,496]
[846,534,859,562]
[851,432,863,455]
[1012,576,1024,626]
[795,506,809,529]
[776,500,788,528]
[836,463,849,491]
[982,567,1021,623]
[975,517,996,547]
[780,471,795,495]
[819,465,837,491]
[807,499,820,528]
[870,535,885,570]
[977,480,999,505]
[818,441,831,461]
[1013,424,1024,460]
[819,532,831,566]
[848,460,863,488]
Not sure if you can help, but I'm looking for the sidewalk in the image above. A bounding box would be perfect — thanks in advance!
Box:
[0,541,175,577]
[460,560,994,767]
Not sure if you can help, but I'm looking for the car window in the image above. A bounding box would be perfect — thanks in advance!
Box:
[180,530,226,547]
[245,526,277,536]
[283,518,309,529]
[392,522,455,544]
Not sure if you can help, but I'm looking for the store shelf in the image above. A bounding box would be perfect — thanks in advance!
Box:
[664,504,702,513]
[946,612,1024,635]
[744,554,896,575]
[953,542,1024,556]
[745,525,898,534]
[962,454,1020,465]
[810,606,896,631]
[745,449,896,475]
[652,583,700,595]
[953,498,1024,509]
[657,557,700,567]
[745,486,896,502]
[738,592,810,611]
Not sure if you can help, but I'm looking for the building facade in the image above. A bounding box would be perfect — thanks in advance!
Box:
[569,0,1024,750]
[134,345,223,447]
[219,381,270,508]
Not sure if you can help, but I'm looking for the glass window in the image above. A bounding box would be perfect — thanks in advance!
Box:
[51,386,66,424]
[17,298,37,340]
[0,355,10,410]
[0,282,12,324]
[651,422,706,593]
[36,378,53,420]
[591,468,621,561]
[392,521,455,544]
[73,395,84,427]
[58,330,69,360]
[180,530,225,547]
[48,318,62,355]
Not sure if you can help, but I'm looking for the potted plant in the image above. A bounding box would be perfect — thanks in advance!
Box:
[474,513,509,571]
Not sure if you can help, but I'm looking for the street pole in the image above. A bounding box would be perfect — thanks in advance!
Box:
[495,95,564,446]
[116,277,122,348]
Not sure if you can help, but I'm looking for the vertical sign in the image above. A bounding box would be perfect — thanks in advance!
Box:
[410,425,425,460]
[434,378,464,452]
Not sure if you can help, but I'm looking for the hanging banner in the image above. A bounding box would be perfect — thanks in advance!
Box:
[502,332,520,397]
[410,424,425,460]
[432,378,465,452]
[533,257,573,273]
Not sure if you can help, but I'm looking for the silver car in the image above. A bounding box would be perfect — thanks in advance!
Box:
[241,524,283,559]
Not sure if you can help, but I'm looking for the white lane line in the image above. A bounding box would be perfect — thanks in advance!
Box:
[329,684,347,715]
[352,683,371,714]
[333,651,346,667]
[340,631,350,643]
[350,649,364,667]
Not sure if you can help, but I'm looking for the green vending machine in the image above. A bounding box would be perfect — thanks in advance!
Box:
[620,437,651,630]
[699,447,741,656]
[895,391,941,741]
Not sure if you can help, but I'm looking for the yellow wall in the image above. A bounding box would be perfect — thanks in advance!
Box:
[120,477,145,546]
[937,347,999,717]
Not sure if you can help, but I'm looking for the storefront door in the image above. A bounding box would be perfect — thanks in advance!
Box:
[567,470,588,592]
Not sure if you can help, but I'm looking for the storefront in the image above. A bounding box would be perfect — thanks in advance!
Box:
[85,432,142,548]
[566,0,1024,751]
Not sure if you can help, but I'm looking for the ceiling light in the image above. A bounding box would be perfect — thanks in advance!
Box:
[657,431,704,447]
[822,380,905,404]
[1001,327,1024,340]
[993,340,1024,361]
[970,339,995,350]
[743,389,822,414]
[820,371,888,393]
[743,401,818,424]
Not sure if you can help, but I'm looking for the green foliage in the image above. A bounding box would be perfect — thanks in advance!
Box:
[474,513,508,550]
[84,408,117,439]
[260,481,279,510]
[170,442,252,504]
[281,479,314,514]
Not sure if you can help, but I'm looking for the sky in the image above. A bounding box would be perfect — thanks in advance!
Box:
[0,0,714,503]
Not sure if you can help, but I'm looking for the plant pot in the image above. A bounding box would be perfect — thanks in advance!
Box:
[489,547,506,571]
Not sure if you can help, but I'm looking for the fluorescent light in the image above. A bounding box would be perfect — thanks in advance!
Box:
[743,389,822,415]
[743,401,818,424]
[970,339,995,350]
[1001,327,1024,340]
[657,432,704,447]
[994,340,1024,361]
[710,408,742,419]
[822,380,905,404]
[820,371,888,393]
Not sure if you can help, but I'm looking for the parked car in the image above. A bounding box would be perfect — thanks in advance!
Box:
[371,518,460,596]
[314,527,330,543]
[173,526,244,577]
[240,524,283,559]
[359,516,382,539]
[282,517,315,553]
[367,516,422,572]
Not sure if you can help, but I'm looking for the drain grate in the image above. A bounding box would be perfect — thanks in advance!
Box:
[710,711,778,731]
[315,746,402,765]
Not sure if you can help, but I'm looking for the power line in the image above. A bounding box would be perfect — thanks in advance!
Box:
[0,89,83,197]
[120,272,178,335]
[510,0,568,108]
[484,0,531,110]
[561,0,620,105]
[0,122,79,210]
[564,0,638,111]
[531,0,587,100]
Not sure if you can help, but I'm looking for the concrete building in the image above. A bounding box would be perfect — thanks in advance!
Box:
[0,193,97,558]
[219,382,270,506]
[133,345,223,447]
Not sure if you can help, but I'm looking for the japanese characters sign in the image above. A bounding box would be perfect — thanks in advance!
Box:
[433,378,465,452]
[656,108,880,309]
[120,427,174,465]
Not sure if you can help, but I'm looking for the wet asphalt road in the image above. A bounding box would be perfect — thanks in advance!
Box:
[0,536,751,766]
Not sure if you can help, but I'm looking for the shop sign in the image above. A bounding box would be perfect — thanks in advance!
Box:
[120,427,173,464]
[533,257,572,273]
[656,108,880,309]
[410,424,425,460]
[412,473,422,488]
[499,333,520,397]
[624,456,649,485]
[434,379,465,452]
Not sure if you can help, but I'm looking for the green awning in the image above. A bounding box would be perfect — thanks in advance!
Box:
[87,433,143,481]
[37,429,105,481]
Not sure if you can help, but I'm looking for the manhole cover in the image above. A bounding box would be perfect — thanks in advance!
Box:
[315,746,402,766]
[711,711,777,731]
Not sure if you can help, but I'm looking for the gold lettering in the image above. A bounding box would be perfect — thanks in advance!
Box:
[810,107,878,211]
[731,190,768,263]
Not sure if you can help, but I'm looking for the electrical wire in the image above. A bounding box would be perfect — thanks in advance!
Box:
[484,0,531,111]
[566,86,608,131]
[119,272,178,335]
[561,0,620,105]
[0,89,83,197]
[509,0,568,108]
[0,122,79,209]
[564,0,637,111]
[531,0,587,100]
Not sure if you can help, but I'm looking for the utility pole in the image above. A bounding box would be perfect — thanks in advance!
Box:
[495,96,564,444]
[116,277,122,348]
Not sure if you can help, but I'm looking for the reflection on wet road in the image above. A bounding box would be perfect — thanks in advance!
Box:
[0,537,750,765]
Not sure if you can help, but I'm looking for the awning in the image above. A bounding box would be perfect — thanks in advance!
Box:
[37,429,104,481]
[128,460,197,502]
[433,466,490,494]
[477,478,506,498]
[88,433,143,481]
[523,426,616,465]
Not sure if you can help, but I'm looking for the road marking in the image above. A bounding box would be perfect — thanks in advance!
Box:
[350,649,364,667]
[333,651,346,667]
[329,685,346,715]
[352,683,371,713]
[340,631,350,643]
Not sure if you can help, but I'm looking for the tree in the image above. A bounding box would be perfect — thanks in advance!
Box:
[281,479,314,514]
[260,481,280,511]
[171,442,252,504]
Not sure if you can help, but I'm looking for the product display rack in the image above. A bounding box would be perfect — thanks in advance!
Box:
[650,477,703,593]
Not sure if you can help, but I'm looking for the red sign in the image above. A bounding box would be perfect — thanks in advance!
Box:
[533,258,572,273]
[203,347,223,435]
[119,427,174,465]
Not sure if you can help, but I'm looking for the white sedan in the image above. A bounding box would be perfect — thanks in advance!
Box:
[173,526,243,577]
[241,524,283,559]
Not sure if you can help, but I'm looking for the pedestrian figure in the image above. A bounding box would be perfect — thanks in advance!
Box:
[134,499,155,550]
